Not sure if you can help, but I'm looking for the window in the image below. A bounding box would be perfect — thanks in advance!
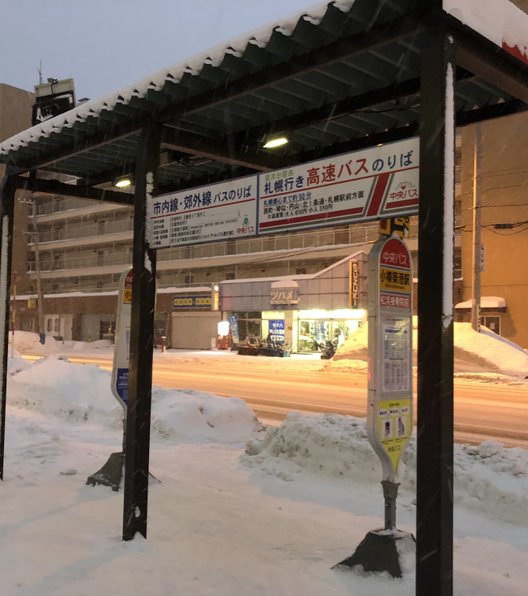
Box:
[480,315,501,335]
[237,312,261,339]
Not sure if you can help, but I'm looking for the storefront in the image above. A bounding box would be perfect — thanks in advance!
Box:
[296,308,365,352]
[219,252,368,353]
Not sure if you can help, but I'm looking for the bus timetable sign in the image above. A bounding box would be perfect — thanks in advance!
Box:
[367,236,413,482]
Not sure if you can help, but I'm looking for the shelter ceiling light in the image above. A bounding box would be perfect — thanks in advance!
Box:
[114,176,132,188]
[263,136,288,149]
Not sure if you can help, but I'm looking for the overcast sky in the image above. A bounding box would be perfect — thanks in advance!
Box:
[0,0,317,101]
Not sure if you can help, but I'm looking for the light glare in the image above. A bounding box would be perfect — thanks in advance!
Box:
[263,136,288,149]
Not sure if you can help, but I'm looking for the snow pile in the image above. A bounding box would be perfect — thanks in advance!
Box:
[8,358,122,426]
[455,441,528,523]
[245,413,380,483]
[8,358,260,444]
[151,387,261,444]
[456,324,528,377]
[8,330,112,355]
[244,413,528,525]
[8,330,60,353]
[329,320,528,378]
[6,355,33,375]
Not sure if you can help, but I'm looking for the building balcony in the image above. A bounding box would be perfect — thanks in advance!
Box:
[33,201,131,223]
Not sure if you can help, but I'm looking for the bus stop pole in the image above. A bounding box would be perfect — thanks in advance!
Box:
[122,124,160,540]
[0,173,16,480]
[417,33,455,596]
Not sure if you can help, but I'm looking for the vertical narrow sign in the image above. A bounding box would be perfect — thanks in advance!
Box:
[367,235,413,482]
[333,232,415,574]
[111,268,132,410]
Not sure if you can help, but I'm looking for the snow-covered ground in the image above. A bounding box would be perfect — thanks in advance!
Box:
[1,329,527,594]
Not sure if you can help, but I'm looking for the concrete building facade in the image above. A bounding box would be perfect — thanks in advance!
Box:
[457,114,528,347]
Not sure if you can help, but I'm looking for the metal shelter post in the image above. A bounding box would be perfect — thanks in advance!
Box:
[417,34,455,595]
[122,124,160,540]
[0,174,16,480]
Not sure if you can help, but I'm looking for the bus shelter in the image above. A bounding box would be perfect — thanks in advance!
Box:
[1,1,528,593]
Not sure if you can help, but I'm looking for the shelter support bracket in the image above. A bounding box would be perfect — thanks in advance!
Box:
[122,124,161,541]
[416,34,455,595]
[0,174,16,480]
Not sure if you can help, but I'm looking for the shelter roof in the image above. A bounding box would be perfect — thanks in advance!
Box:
[1,0,528,200]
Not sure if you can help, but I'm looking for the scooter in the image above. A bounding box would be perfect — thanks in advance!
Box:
[320,339,337,359]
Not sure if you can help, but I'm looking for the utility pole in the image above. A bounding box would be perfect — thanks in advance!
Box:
[471,123,481,331]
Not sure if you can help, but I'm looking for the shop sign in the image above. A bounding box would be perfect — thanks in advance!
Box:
[268,319,285,342]
[366,235,413,482]
[228,314,239,344]
[270,288,299,305]
[350,261,360,307]
[172,294,212,310]
[146,175,257,248]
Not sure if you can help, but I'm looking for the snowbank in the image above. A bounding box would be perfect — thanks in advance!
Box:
[8,330,112,355]
[8,358,260,444]
[8,357,122,426]
[244,412,528,526]
[329,320,528,378]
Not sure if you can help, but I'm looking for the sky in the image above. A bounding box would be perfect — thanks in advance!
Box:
[0,0,320,101]
[1,332,527,595]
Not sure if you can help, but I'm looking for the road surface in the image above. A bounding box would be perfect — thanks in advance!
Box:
[51,351,528,448]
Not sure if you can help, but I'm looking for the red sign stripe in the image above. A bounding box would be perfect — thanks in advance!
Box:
[366,172,391,217]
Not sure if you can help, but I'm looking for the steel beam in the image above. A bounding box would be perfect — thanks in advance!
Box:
[416,33,455,596]
[160,127,278,172]
[122,124,160,540]
[454,30,528,104]
[14,176,134,206]
[0,174,16,479]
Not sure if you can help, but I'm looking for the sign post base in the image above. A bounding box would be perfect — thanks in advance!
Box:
[333,529,415,578]
[86,452,124,492]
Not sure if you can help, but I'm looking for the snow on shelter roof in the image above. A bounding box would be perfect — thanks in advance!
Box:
[1,0,528,187]
[443,0,528,65]
[0,0,354,156]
